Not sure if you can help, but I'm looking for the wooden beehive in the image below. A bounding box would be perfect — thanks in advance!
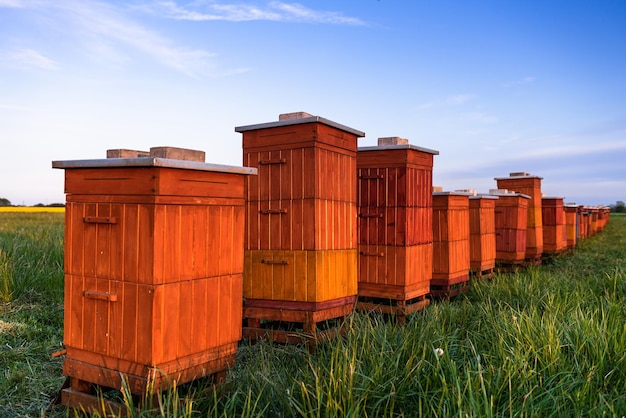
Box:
[236,113,364,344]
[431,192,470,297]
[52,149,256,411]
[564,204,580,249]
[495,173,543,263]
[490,190,530,267]
[590,207,599,235]
[579,206,590,240]
[356,138,439,317]
[468,194,498,278]
[541,197,567,255]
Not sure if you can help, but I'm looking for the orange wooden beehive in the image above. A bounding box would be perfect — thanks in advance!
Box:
[467,194,498,278]
[590,207,599,235]
[579,206,590,240]
[495,173,543,264]
[490,189,530,267]
[52,148,256,411]
[236,112,364,344]
[431,191,471,297]
[356,138,438,317]
[541,197,567,255]
[564,204,580,249]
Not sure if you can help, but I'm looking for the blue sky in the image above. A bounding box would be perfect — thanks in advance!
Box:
[1,0,625,206]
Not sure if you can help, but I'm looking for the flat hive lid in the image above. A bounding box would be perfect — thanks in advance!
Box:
[52,157,257,175]
[469,194,499,200]
[235,115,365,137]
[358,144,439,155]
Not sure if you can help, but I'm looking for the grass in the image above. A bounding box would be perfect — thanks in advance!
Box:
[0,213,66,417]
[1,213,625,417]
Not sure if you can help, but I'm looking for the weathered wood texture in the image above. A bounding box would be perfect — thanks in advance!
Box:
[60,164,247,395]
[494,194,529,264]
[432,193,470,292]
[356,145,436,305]
[495,175,543,259]
[238,116,362,321]
[564,206,580,249]
[469,196,497,273]
[541,197,567,254]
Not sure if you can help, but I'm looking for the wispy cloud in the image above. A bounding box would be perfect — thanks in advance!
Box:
[4,48,59,70]
[417,94,473,110]
[6,0,247,78]
[0,103,35,112]
[503,76,536,87]
[138,1,365,25]
[0,0,23,7]
[462,111,498,124]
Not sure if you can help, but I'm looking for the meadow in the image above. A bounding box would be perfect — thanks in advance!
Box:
[0,211,625,417]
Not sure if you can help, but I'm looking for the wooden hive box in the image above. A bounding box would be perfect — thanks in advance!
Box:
[495,173,543,263]
[590,208,599,235]
[579,207,590,240]
[52,151,256,410]
[431,192,471,297]
[236,113,364,344]
[490,190,530,267]
[356,138,439,317]
[541,197,567,255]
[468,194,498,278]
[564,204,580,249]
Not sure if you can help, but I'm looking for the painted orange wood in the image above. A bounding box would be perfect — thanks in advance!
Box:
[237,115,363,330]
[493,193,529,264]
[564,205,579,248]
[542,197,567,254]
[469,196,497,273]
[432,193,470,282]
[495,174,543,259]
[58,159,251,395]
[356,144,437,305]
[243,249,358,303]
[64,167,245,199]
[357,244,432,294]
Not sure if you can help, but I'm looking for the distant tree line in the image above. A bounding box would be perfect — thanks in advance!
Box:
[610,201,625,213]
[0,197,64,207]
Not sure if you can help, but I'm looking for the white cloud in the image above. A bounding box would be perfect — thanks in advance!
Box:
[462,111,498,124]
[9,0,240,78]
[0,103,35,112]
[5,48,59,70]
[0,0,22,7]
[503,76,536,87]
[139,1,365,25]
[417,94,473,110]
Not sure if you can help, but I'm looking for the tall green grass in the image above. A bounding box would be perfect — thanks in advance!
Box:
[2,213,626,417]
[0,213,64,303]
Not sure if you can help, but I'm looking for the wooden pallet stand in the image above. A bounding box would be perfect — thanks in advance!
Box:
[243,297,355,347]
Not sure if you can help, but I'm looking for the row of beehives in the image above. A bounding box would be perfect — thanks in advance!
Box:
[50,112,611,413]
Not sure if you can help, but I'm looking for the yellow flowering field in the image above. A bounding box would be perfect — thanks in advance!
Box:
[0,206,65,213]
